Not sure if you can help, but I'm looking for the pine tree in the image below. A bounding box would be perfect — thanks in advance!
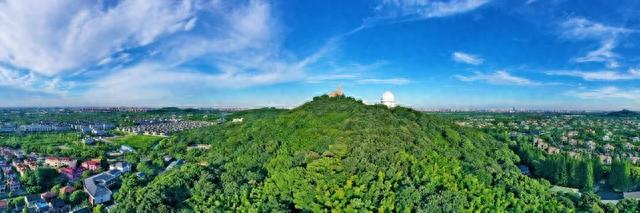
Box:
[582,161,594,191]
[610,158,631,192]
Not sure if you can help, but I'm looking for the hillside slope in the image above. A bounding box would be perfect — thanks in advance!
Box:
[114,96,572,212]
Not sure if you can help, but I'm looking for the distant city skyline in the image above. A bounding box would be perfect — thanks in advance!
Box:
[0,0,639,110]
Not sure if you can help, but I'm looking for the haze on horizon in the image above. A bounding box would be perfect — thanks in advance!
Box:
[0,0,639,110]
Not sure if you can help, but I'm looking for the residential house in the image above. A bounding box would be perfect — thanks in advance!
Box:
[599,155,613,165]
[59,186,75,195]
[81,159,101,171]
[40,192,56,201]
[7,177,20,192]
[84,170,122,205]
[24,194,48,212]
[45,157,77,168]
[546,146,560,155]
[109,162,131,173]
[58,167,78,180]
[48,198,69,213]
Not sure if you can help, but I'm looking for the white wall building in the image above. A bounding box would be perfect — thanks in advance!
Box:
[381,91,396,108]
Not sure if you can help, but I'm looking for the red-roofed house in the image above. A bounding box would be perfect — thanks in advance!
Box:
[81,159,101,171]
[58,167,78,180]
[60,186,75,194]
[40,191,56,201]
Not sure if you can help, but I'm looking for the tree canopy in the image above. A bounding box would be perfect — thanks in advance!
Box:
[113,95,573,212]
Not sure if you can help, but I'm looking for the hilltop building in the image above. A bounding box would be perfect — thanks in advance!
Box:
[381,91,396,108]
[328,86,343,97]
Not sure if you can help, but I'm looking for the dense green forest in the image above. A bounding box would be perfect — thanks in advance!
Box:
[112,96,580,212]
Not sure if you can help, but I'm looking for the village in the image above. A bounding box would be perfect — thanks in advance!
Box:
[117,119,214,137]
[452,113,640,203]
[0,111,217,212]
[0,147,121,212]
[455,114,640,166]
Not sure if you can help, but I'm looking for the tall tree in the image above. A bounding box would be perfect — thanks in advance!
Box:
[610,158,631,192]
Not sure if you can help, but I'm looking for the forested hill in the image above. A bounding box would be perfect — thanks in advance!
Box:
[114,95,572,212]
[606,109,639,117]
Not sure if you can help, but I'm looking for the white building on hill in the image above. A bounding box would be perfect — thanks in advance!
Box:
[381,91,396,108]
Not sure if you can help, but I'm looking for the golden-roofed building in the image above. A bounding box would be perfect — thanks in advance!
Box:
[328,85,343,97]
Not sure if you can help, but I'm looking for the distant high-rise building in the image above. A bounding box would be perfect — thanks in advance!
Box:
[381,91,396,108]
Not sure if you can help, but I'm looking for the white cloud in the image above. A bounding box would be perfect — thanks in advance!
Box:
[377,0,490,18]
[304,74,359,84]
[0,0,423,106]
[352,0,490,33]
[452,52,483,65]
[546,68,640,81]
[560,17,632,40]
[559,17,635,68]
[573,39,620,68]
[455,70,539,86]
[83,62,307,106]
[0,67,68,94]
[571,86,640,100]
[357,78,410,85]
[0,0,198,76]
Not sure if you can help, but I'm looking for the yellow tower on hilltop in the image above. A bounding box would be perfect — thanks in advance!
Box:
[328,85,343,97]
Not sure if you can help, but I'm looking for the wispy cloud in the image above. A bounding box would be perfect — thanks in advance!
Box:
[570,86,640,100]
[455,70,539,86]
[573,39,620,68]
[350,0,490,34]
[83,61,310,106]
[546,68,640,81]
[559,17,635,68]
[376,0,490,18]
[304,74,359,84]
[560,17,632,40]
[357,78,410,85]
[452,51,483,65]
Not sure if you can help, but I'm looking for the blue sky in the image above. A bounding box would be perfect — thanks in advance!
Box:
[0,0,639,110]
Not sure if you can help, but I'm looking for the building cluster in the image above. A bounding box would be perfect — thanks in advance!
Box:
[0,122,116,138]
[1,122,76,133]
[23,191,70,213]
[71,123,116,137]
[0,145,141,211]
[119,120,213,136]
[458,115,640,165]
[70,107,150,113]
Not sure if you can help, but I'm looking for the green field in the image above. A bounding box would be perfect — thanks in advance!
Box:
[112,135,163,150]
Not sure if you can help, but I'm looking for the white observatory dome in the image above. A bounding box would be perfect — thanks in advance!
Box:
[381,91,396,108]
